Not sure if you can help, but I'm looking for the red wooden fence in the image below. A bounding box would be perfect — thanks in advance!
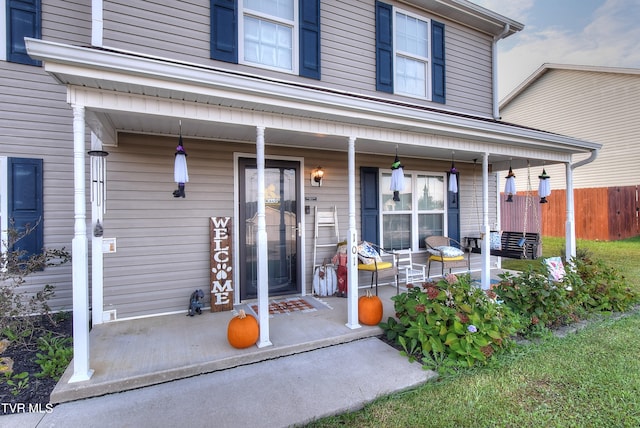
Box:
[501,186,639,241]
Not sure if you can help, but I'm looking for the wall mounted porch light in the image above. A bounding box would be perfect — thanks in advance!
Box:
[311,166,324,186]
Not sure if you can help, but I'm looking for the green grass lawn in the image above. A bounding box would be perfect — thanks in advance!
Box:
[309,236,640,427]
[503,235,640,293]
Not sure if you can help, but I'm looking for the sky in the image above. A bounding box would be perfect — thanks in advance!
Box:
[469,0,640,99]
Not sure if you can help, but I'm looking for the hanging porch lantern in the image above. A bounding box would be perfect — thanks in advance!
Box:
[448,153,458,203]
[173,120,189,198]
[538,168,551,203]
[504,167,516,202]
[390,147,404,202]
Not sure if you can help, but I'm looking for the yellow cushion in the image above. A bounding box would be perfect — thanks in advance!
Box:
[358,261,393,271]
[429,255,464,262]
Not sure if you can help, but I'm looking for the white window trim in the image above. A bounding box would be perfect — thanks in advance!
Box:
[392,7,432,101]
[238,0,299,75]
[380,170,447,251]
[0,0,7,61]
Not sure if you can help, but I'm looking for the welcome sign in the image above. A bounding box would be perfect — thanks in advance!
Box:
[210,217,233,312]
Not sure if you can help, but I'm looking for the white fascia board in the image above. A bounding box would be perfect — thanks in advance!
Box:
[26,38,600,155]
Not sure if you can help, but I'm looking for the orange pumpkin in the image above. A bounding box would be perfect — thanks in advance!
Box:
[227,309,259,349]
[358,290,383,326]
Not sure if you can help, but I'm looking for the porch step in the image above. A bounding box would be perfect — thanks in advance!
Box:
[39,338,435,428]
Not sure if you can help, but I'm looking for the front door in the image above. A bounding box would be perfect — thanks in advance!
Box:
[239,158,301,300]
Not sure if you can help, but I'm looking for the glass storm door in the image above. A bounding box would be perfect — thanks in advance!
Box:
[239,158,300,300]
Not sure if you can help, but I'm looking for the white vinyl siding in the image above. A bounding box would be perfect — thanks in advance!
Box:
[0,0,91,310]
[0,61,76,310]
[101,0,495,117]
[501,68,640,190]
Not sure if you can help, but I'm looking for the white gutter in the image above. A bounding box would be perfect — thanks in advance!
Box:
[565,148,599,262]
[492,24,510,120]
[571,148,599,170]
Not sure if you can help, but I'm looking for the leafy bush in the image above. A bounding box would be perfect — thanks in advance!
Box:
[3,371,30,396]
[494,264,581,336]
[34,332,73,381]
[495,255,638,337]
[0,223,71,343]
[380,274,519,373]
[573,255,638,312]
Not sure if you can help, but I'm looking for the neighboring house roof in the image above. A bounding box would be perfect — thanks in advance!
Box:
[501,63,640,108]
[500,63,640,189]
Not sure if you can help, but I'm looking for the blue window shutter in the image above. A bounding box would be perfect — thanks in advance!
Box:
[360,167,380,246]
[210,0,238,63]
[431,20,445,103]
[7,0,41,66]
[375,1,393,93]
[8,158,44,259]
[299,0,320,79]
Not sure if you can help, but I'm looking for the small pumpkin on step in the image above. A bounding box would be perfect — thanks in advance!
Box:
[358,290,383,326]
[227,309,259,349]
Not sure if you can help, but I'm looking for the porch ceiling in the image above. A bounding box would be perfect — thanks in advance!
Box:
[26,39,601,170]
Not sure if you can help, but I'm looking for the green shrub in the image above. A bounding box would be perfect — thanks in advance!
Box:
[495,255,638,337]
[4,371,30,396]
[34,332,73,381]
[380,274,519,374]
[494,264,581,336]
[1,224,71,343]
[573,256,638,312]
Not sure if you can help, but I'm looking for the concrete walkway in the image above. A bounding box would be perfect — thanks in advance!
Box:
[2,337,435,428]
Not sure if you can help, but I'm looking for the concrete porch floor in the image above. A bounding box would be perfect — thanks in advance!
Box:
[51,268,504,404]
[51,285,398,404]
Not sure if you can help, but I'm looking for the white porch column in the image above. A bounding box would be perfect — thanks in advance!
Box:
[69,105,94,383]
[346,136,360,329]
[90,133,105,326]
[480,153,491,290]
[255,126,272,347]
[565,161,577,261]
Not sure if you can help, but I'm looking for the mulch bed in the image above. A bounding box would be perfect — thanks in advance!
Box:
[0,315,73,415]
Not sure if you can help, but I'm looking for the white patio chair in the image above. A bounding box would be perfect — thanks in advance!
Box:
[395,249,426,287]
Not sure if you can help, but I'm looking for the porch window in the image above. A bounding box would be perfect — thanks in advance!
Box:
[381,171,445,251]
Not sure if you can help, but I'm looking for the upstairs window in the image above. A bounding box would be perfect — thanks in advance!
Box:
[3,0,41,66]
[241,0,295,72]
[211,0,320,79]
[394,11,429,98]
[376,1,445,103]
